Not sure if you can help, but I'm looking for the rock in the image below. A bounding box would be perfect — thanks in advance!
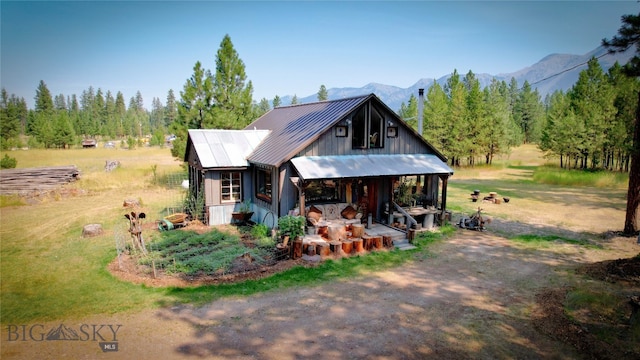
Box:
[82,224,103,238]
[104,160,120,172]
[123,198,140,208]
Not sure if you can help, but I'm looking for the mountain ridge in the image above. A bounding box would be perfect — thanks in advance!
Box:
[279,45,635,112]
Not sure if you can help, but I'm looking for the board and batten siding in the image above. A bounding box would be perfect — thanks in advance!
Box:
[298,121,433,158]
[205,170,256,226]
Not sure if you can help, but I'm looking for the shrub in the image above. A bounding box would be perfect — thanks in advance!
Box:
[251,223,270,238]
[0,154,17,169]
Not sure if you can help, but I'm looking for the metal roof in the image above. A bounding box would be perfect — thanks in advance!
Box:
[187,129,270,168]
[290,154,454,181]
[245,95,371,167]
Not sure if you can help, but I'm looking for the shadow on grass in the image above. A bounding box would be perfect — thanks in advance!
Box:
[148,221,612,359]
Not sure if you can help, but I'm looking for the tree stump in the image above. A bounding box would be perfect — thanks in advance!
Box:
[372,236,383,250]
[292,237,303,259]
[307,243,316,256]
[383,235,393,248]
[362,235,374,251]
[330,241,342,254]
[123,198,140,208]
[341,239,353,254]
[318,243,331,257]
[82,223,103,238]
[352,224,364,238]
[353,238,364,253]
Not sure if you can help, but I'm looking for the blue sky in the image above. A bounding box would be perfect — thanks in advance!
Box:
[1,1,638,109]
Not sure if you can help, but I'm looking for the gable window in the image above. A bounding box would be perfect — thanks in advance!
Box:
[256,168,272,202]
[221,172,241,203]
[351,103,385,149]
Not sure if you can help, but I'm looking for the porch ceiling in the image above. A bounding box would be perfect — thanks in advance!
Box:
[290,154,454,181]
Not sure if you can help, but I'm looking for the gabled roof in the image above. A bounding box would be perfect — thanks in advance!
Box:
[245,94,371,167]
[186,129,270,168]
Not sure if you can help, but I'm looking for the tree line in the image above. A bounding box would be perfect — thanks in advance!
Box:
[398,59,639,171]
[1,80,181,150]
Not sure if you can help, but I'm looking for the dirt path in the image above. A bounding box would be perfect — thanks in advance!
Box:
[3,228,637,359]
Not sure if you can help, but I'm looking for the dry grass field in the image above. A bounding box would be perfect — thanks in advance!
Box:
[1,144,638,359]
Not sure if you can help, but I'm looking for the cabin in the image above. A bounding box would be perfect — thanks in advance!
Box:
[184,93,453,238]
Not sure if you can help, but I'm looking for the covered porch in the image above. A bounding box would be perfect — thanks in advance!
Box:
[289,154,454,237]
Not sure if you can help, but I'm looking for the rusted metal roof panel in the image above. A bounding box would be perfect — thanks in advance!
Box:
[245,95,371,167]
[290,154,454,181]
[188,129,270,168]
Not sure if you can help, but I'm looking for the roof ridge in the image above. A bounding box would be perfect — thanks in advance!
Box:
[270,93,372,110]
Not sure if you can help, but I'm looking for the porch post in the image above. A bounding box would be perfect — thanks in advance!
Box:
[299,186,306,217]
[290,177,306,217]
[439,175,449,221]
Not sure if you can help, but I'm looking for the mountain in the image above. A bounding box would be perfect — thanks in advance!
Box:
[278,45,635,112]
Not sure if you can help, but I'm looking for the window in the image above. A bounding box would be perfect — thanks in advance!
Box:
[369,105,384,148]
[256,168,272,202]
[221,172,241,202]
[306,179,340,203]
[351,103,385,149]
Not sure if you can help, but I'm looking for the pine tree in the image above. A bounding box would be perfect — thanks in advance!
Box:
[104,91,117,138]
[483,79,514,164]
[608,63,640,171]
[1,89,22,144]
[513,81,544,143]
[34,80,54,115]
[53,111,75,148]
[317,85,328,101]
[272,95,281,108]
[164,89,177,129]
[464,70,488,166]
[54,94,67,111]
[115,92,126,137]
[423,82,449,156]
[32,80,55,146]
[291,94,298,105]
[150,97,164,131]
[568,57,616,168]
[603,11,640,234]
[445,70,468,166]
[173,61,214,158]
[212,34,254,129]
[398,94,418,129]
[256,98,270,117]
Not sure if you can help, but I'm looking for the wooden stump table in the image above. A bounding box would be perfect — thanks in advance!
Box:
[351,223,364,238]
[328,224,346,242]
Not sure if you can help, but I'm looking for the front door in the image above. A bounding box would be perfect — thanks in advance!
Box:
[367,179,378,219]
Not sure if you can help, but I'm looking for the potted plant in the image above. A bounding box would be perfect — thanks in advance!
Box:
[231,200,254,224]
[277,215,305,247]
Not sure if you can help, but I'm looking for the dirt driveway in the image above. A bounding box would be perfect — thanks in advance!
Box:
[3,225,637,360]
